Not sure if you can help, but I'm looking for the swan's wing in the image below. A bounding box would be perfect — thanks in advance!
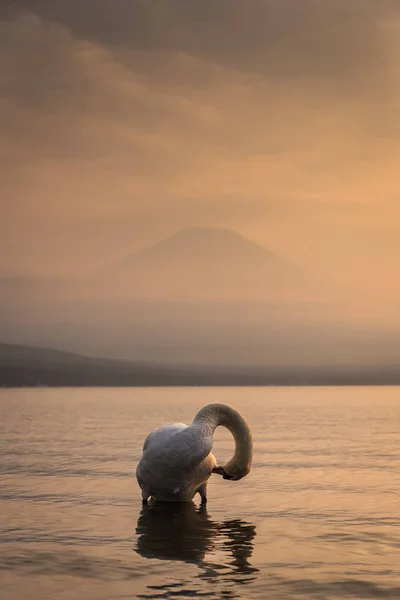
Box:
[139,423,213,475]
[142,423,187,451]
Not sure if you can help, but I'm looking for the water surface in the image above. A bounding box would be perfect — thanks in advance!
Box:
[0,387,399,599]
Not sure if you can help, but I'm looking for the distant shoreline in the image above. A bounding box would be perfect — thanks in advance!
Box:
[1,342,399,388]
[2,382,399,389]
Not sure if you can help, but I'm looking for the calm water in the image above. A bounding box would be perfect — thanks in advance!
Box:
[0,387,399,599]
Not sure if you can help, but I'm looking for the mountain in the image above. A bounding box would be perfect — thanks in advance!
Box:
[104,227,313,302]
[0,342,187,386]
[114,228,281,268]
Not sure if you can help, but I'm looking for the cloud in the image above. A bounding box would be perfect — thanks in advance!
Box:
[10,1,399,85]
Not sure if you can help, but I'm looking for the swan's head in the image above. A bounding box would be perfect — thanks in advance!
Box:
[213,460,251,481]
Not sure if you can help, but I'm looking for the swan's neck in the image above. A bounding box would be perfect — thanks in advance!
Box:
[192,403,253,480]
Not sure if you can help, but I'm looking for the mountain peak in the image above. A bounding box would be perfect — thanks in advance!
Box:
[166,226,253,240]
[130,227,277,264]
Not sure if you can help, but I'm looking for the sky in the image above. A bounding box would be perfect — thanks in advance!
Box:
[1,0,400,307]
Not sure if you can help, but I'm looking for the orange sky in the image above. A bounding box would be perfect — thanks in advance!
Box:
[1,1,399,308]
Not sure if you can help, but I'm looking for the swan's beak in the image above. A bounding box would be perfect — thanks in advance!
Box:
[212,466,234,480]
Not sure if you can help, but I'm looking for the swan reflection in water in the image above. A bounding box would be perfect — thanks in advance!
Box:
[134,501,258,597]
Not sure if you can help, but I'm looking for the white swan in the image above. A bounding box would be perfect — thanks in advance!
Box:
[136,403,253,504]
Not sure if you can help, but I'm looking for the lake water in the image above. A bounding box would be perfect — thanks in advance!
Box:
[0,387,399,599]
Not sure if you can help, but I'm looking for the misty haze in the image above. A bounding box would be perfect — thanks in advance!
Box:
[1,1,399,379]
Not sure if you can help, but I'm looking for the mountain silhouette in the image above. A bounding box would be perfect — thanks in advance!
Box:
[105,227,312,302]
[116,228,281,267]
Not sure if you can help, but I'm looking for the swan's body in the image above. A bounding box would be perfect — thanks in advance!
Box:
[136,403,252,503]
